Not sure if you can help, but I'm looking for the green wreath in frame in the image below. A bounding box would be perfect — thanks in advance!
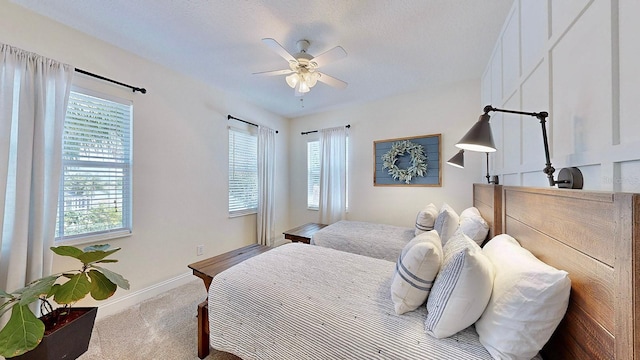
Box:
[381,140,428,184]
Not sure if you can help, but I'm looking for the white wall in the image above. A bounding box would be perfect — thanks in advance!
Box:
[289,80,485,228]
[0,1,290,312]
[484,0,640,192]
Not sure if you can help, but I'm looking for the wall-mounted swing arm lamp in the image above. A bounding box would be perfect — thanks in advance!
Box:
[446,150,499,184]
[484,152,499,184]
[455,105,583,189]
[446,149,465,168]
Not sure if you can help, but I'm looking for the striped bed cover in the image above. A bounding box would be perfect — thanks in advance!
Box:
[208,243,494,360]
[310,220,415,262]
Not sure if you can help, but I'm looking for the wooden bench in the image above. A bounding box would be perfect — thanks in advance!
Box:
[282,222,328,244]
[188,244,271,359]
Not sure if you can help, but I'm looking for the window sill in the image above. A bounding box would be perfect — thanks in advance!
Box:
[228,211,257,218]
[55,229,132,247]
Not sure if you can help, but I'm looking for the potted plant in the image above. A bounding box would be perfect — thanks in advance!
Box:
[0,244,129,359]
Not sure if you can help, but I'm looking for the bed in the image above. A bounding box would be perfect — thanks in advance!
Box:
[310,184,503,261]
[310,220,415,261]
[207,185,640,359]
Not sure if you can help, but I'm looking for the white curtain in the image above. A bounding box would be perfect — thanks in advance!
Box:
[257,126,276,246]
[0,43,73,294]
[318,126,348,224]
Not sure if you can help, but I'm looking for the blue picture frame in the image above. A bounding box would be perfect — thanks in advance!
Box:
[373,133,441,186]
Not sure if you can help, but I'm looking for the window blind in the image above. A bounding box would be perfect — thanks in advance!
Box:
[229,127,258,215]
[56,90,132,241]
[307,140,320,209]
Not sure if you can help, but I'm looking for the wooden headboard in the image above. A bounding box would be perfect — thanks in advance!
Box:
[500,186,640,359]
[472,183,502,239]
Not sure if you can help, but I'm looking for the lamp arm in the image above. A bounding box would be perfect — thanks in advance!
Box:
[484,105,547,119]
[537,113,557,186]
[485,105,557,186]
[485,152,499,184]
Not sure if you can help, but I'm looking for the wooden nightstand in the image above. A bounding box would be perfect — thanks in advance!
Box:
[283,222,328,244]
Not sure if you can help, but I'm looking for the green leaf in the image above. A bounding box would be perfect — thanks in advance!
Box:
[0,304,45,358]
[92,265,130,290]
[77,248,120,265]
[83,244,111,252]
[53,273,92,304]
[0,289,10,297]
[88,270,117,300]
[18,275,58,306]
[0,298,18,318]
[50,245,84,259]
[94,259,118,264]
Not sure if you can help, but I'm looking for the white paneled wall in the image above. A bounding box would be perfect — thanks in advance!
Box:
[482,0,640,192]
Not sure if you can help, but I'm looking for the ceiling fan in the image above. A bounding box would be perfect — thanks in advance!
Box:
[255,38,348,96]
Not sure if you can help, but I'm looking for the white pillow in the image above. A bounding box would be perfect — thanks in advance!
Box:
[415,203,439,235]
[458,207,490,245]
[433,203,459,244]
[390,231,443,315]
[424,232,493,338]
[476,234,571,360]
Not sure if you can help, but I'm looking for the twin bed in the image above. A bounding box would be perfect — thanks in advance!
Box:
[310,183,502,262]
[207,184,640,359]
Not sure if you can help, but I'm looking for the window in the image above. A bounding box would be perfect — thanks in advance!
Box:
[56,90,133,242]
[228,126,258,215]
[307,137,349,210]
[307,140,320,209]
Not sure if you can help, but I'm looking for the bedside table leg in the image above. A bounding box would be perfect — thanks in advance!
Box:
[198,300,210,359]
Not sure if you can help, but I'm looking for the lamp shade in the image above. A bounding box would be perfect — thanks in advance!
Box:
[455,113,497,152]
[447,150,464,168]
[285,73,299,88]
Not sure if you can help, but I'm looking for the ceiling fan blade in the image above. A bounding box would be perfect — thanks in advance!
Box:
[261,38,296,63]
[253,69,294,76]
[317,72,348,89]
[310,46,347,68]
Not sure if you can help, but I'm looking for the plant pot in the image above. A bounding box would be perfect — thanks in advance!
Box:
[9,307,97,360]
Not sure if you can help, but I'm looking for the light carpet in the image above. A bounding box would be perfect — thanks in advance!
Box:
[79,279,240,360]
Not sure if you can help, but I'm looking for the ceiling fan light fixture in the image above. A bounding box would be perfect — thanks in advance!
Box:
[258,38,348,95]
[297,80,311,93]
[307,71,320,87]
[285,73,299,88]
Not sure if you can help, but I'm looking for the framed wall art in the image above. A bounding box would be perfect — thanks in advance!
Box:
[373,133,441,187]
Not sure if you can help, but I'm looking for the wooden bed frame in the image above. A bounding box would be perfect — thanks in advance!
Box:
[500,186,639,359]
[472,183,502,240]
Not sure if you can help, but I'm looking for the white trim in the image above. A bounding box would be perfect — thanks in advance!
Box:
[95,272,196,320]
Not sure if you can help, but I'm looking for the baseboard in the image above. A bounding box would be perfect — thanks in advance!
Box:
[96,271,195,320]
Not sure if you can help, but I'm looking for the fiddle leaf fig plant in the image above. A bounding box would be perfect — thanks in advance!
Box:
[0,244,129,358]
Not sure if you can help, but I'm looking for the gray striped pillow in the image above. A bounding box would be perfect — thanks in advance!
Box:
[415,203,439,235]
[390,231,443,315]
[425,232,494,338]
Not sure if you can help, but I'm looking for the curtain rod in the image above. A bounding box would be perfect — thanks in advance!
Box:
[75,68,147,94]
[301,124,350,135]
[227,115,278,133]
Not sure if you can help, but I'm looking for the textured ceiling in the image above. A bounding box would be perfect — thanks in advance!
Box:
[11,0,513,118]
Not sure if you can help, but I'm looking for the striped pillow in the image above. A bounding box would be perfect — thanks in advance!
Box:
[425,232,494,338]
[390,231,443,315]
[415,203,439,235]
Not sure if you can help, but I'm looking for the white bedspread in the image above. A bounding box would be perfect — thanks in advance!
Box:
[310,220,415,262]
[208,243,493,360]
